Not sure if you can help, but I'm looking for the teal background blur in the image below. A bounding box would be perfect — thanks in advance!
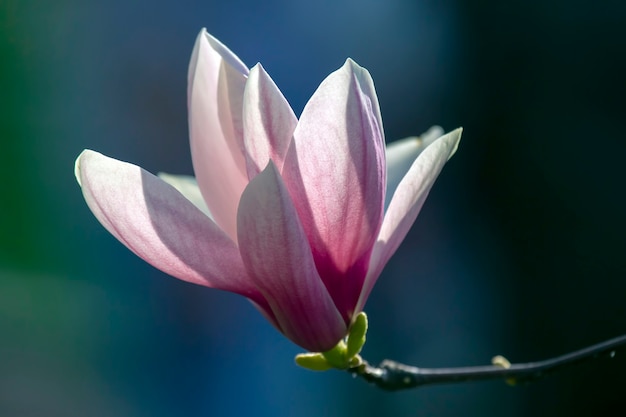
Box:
[1,1,625,416]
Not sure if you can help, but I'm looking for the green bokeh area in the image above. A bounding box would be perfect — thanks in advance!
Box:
[2,6,49,268]
[1,7,94,413]
[2,1,626,416]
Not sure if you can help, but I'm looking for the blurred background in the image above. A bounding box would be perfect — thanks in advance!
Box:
[1,0,625,416]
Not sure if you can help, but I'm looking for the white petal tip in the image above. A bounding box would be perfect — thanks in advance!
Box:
[74,150,92,187]
[445,127,463,159]
[343,57,368,74]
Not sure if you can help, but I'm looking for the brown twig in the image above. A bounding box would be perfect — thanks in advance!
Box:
[348,334,626,391]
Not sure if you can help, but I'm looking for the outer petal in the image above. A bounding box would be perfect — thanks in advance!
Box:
[157,173,212,219]
[283,59,385,321]
[385,125,444,210]
[243,64,297,178]
[75,150,261,301]
[159,126,446,220]
[356,128,462,313]
[188,29,249,242]
[237,162,346,351]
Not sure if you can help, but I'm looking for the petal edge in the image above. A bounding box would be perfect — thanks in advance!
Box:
[356,128,462,313]
[237,161,347,351]
[76,150,258,299]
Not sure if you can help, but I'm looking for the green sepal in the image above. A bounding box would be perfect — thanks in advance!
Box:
[322,340,349,369]
[295,353,333,371]
[295,311,369,371]
[346,312,368,358]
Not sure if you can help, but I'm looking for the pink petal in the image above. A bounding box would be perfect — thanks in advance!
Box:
[75,150,263,302]
[355,128,462,313]
[243,64,297,178]
[237,161,346,351]
[188,29,249,242]
[385,126,444,209]
[282,59,385,321]
[157,173,212,219]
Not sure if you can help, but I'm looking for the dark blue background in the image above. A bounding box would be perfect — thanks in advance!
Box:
[1,1,625,415]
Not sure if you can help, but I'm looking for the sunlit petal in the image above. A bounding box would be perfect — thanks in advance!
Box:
[157,173,212,219]
[385,125,444,209]
[188,28,249,241]
[237,162,346,351]
[283,59,385,320]
[356,128,462,312]
[76,150,261,300]
[243,64,297,178]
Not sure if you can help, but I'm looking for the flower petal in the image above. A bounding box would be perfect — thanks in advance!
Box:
[75,150,261,300]
[356,128,462,313]
[243,64,297,178]
[161,126,447,222]
[385,125,444,210]
[157,173,212,219]
[188,29,249,242]
[237,161,346,351]
[283,59,386,321]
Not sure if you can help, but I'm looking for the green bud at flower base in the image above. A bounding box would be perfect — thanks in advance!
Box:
[295,312,368,371]
[347,312,367,358]
[322,341,349,368]
[294,353,333,371]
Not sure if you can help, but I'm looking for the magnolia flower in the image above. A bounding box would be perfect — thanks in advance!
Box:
[75,28,462,352]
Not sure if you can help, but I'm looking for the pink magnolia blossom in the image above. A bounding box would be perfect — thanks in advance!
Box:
[74,29,462,352]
